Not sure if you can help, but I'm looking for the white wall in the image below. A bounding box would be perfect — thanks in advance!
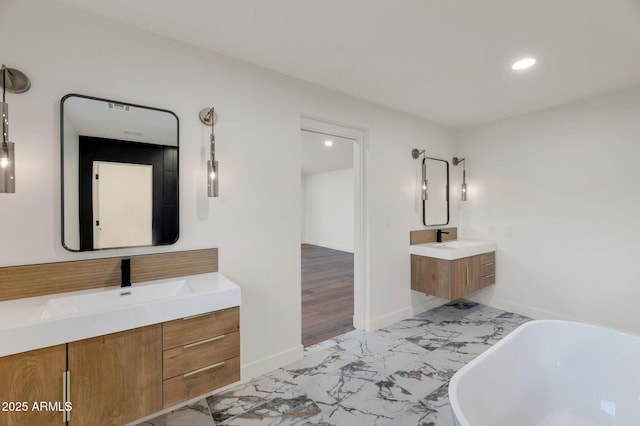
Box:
[302,168,354,252]
[459,87,640,335]
[1,0,457,379]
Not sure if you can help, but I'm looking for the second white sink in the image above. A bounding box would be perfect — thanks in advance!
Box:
[42,280,193,319]
[409,239,496,260]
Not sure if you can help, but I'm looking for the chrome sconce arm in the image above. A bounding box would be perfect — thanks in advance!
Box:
[1,65,30,194]
[199,107,218,197]
[452,156,467,201]
[411,149,428,200]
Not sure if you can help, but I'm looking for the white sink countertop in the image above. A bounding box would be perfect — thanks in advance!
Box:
[0,272,241,357]
[409,240,496,260]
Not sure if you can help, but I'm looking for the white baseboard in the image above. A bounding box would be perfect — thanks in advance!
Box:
[480,297,578,322]
[411,291,448,315]
[302,240,354,253]
[363,305,414,331]
[352,314,364,330]
[240,344,304,381]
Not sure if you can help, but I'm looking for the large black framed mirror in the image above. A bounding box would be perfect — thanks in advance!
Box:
[423,157,449,226]
[61,94,179,252]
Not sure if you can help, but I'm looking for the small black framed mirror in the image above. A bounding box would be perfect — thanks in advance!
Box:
[423,157,449,226]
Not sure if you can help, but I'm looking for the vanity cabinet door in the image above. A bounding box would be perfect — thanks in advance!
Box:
[67,324,162,425]
[0,344,67,426]
[451,256,481,299]
[411,255,451,298]
[451,253,495,297]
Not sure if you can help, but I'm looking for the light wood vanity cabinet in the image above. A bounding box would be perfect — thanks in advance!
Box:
[68,324,163,425]
[0,345,67,426]
[411,252,495,299]
[162,307,240,408]
[0,326,162,426]
[0,307,240,425]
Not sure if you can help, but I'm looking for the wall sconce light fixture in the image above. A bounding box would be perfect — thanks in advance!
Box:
[1,65,30,194]
[199,107,218,197]
[452,156,467,201]
[411,149,427,200]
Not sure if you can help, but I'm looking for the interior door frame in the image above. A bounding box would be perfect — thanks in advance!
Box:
[300,115,369,331]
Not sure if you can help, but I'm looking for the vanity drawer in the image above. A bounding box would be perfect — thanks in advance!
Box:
[163,307,239,350]
[480,262,495,276]
[163,356,240,408]
[163,331,240,380]
[480,273,496,287]
[480,252,495,275]
[479,252,495,265]
[480,252,495,287]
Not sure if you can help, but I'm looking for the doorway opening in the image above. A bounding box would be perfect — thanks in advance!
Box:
[300,117,366,347]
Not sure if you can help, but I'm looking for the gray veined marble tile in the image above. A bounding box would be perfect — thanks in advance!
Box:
[303,329,364,354]
[452,304,509,324]
[379,361,445,404]
[138,399,215,426]
[415,299,481,324]
[405,328,463,352]
[329,329,404,358]
[435,318,513,347]
[329,329,368,346]
[220,395,330,426]
[358,339,433,378]
[133,300,531,426]
[492,311,531,329]
[379,317,437,339]
[314,378,409,425]
[207,369,305,424]
[311,362,445,426]
[419,340,494,383]
[388,383,455,426]
[436,309,527,345]
[285,344,360,377]
[293,343,445,424]
[292,358,385,408]
[486,313,531,345]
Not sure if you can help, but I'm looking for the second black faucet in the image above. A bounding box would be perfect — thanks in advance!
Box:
[436,229,450,243]
[121,257,131,287]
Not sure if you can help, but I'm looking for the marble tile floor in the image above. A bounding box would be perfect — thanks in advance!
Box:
[136,300,530,426]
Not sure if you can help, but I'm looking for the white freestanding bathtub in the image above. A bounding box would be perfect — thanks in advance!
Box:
[449,320,640,426]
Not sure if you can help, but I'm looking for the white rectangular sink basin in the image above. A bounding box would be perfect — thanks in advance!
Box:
[409,239,496,260]
[0,272,241,358]
[42,280,193,319]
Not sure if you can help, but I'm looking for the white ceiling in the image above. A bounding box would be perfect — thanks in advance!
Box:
[300,130,354,176]
[54,0,640,127]
[64,96,177,146]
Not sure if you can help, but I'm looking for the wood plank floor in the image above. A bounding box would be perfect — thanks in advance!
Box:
[301,244,354,347]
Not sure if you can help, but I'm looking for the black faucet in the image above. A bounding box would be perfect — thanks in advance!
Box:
[436,229,450,243]
[121,257,131,287]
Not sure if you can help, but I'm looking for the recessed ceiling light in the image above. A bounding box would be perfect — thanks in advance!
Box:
[324,140,333,147]
[512,57,536,71]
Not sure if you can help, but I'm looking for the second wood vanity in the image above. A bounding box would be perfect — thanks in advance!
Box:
[409,229,497,299]
[411,252,495,299]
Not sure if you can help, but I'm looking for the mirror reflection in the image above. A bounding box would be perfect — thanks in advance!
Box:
[61,94,179,251]
[423,157,449,226]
